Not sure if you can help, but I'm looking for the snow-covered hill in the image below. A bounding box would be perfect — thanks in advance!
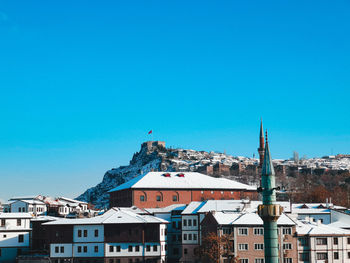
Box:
[76,141,256,208]
[76,141,350,209]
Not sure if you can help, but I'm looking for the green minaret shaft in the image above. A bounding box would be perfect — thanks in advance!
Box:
[258,132,282,263]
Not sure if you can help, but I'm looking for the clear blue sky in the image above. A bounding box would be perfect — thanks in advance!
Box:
[0,1,349,202]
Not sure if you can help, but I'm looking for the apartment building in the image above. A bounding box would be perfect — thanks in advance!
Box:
[296,218,350,263]
[0,213,32,263]
[200,212,298,263]
[43,208,168,263]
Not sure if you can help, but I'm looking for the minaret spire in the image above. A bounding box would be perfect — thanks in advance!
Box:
[258,130,283,263]
[258,118,265,167]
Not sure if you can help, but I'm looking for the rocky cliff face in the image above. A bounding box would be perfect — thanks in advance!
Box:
[76,141,258,208]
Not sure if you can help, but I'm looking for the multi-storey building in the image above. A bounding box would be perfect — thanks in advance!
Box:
[201,212,298,263]
[43,208,168,263]
[145,204,186,263]
[296,218,350,263]
[0,213,32,263]
[109,172,257,208]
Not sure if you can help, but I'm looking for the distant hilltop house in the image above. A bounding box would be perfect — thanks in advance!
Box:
[108,172,258,208]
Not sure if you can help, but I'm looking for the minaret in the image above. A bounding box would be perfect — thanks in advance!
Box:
[258,131,283,263]
[258,119,265,167]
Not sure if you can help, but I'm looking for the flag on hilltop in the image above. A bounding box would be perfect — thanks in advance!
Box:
[148,130,152,135]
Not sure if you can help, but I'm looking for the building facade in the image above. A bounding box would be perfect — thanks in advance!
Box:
[43,208,168,263]
[0,213,32,263]
[109,172,258,208]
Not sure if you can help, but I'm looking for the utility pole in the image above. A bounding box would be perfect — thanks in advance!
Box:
[258,131,283,263]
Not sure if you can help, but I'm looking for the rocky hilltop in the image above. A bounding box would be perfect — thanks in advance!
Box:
[77,141,350,208]
[76,141,260,208]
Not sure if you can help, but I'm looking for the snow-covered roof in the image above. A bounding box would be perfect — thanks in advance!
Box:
[182,202,205,214]
[109,172,256,192]
[9,195,42,201]
[296,220,350,235]
[212,212,295,226]
[145,204,187,214]
[43,208,168,225]
[0,212,32,219]
[31,215,59,222]
[59,197,88,204]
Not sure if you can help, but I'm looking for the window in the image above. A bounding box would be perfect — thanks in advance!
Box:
[83,246,87,253]
[334,252,339,260]
[255,259,264,263]
[78,246,82,253]
[348,252,350,259]
[94,246,98,252]
[254,244,263,250]
[78,230,82,237]
[146,245,151,252]
[183,219,187,226]
[299,252,309,261]
[135,245,140,252]
[109,260,113,263]
[140,195,145,202]
[193,219,197,226]
[298,237,309,246]
[188,220,192,226]
[316,253,328,260]
[18,235,24,243]
[94,229,98,237]
[3,234,6,238]
[316,238,327,245]
[172,235,176,242]
[282,227,292,235]
[109,246,113,252]
[153,245,157,251]
[184,248,188,254]
[240,259,248,263]
[60,246,64,253]
[348,237,350,244]
[156,195,161,201]
[128,245,133,252]
[184,234,187,240]
[129,260,132,263]
[283,243,292,250]
[254,228,263,235]
[55,246,59,253]
[173,195,178,201]
[238,244,248,251]
[83,230,87,237]
[17,219,21,226]
[194,234,197,240]
[116,246,121,252]
[223,228,231,235]
[172,221,176,229]
[283,259,292,263]
[1,219,5,226]
[238,228,248,236]
[189,234,192,240]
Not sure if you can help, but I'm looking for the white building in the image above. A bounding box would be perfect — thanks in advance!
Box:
[43,208,168,263]
[296,218,350,263]
[0,213,32,263]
